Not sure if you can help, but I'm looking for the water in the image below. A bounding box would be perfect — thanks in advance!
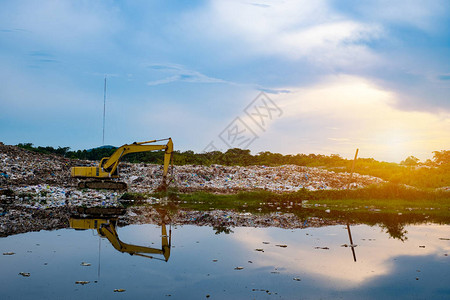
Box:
[1,222,449,299]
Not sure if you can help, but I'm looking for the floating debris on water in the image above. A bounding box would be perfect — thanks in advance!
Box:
[75,281,89,285]
[114,289,126,292]
[275,244,287,248]
[255,248,264,252]
[314,247,329,250]
[234,267,244,270]
[80,262,91,266]
[3,252,15,255]
[19,272,30,277]
[293,278,301,281]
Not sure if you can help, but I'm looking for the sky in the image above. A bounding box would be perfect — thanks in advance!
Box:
[0,0,449,163]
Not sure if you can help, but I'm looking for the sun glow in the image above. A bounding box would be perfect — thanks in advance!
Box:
[275,75,450,162]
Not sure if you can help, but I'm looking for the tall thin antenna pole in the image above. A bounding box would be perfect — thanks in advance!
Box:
[102,76,107,145]
[347,148,359,189]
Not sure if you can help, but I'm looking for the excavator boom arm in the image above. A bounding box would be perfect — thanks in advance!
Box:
[70,217,171,261]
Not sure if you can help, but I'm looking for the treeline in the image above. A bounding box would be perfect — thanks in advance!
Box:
[16,143,351,167]
[16,143,449,189]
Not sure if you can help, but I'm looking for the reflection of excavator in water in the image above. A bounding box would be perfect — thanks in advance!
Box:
[69,211,171,262]
[71,138,173,190]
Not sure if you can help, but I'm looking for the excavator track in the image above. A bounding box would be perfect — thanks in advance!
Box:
[78,180,127,190]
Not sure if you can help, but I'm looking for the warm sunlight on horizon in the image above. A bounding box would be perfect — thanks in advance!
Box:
[275,75,449,162]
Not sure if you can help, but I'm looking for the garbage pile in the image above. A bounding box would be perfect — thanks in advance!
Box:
[1,142,384,198]
[0,143,85,187]
[11,185,122,209]
[121,164,384,193]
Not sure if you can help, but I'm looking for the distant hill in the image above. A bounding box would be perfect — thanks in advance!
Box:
[87,145,116,152]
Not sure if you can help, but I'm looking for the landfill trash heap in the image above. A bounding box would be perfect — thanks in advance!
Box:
[121,163,384,193]
[1,142,384,199]
[0,142,86,187]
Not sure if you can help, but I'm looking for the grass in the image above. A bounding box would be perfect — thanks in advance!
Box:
[142,183,450,223]
[115,183,450,241]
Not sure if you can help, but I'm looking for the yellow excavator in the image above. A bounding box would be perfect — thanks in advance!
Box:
[69,215,171,261]
[71,138,173,190]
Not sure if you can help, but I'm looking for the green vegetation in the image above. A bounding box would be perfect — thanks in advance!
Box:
[136,183,449,240]
[147,183,450,217]
[16,143,449,189]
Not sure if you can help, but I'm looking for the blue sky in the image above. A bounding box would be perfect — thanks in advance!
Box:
[0,0,449,162]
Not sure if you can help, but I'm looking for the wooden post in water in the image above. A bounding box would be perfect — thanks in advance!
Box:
[347,148,359,189]
[346,223,357,262]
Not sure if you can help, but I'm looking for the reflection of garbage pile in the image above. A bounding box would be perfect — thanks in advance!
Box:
[0,206,70,237]
[121,164,384,193]
[120,207,341,229]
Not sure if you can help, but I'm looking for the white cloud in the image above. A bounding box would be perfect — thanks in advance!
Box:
[146,64,230,86]
[182,0,382,67]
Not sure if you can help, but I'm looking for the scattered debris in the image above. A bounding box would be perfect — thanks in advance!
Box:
[438,238,450,240]
[255,249,264,252]
[234,267,244,270]
[314,247,330,250]
[275,244,287,248]
[114,289,126,292]
[293,278,301,281]
[75,281,89,285]
[3,252,15,255]
[80,262,91,266]
[18,272,30,277]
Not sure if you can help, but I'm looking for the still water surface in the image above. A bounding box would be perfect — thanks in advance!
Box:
[1,222,449,299]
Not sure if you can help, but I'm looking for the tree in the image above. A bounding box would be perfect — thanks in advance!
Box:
[432,150,450,166]
[401,156,419,166]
